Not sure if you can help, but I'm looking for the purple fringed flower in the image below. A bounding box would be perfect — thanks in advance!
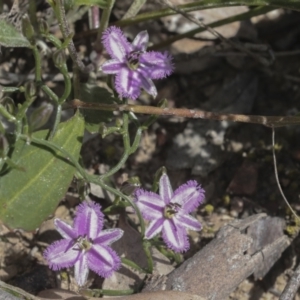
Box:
[100,26,173,100]
[44,201,123,286]
[135,174,205,252]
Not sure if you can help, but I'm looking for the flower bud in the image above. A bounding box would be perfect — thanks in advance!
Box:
[39,19,49,35]
[98,123,107,137]
[120,177,141,195]
[115,118,122,128]
[22,15,35,45]
[158,98,168,108]
[1,97,16,115]
[24,81,37,99]
[52,50,67,68]
[0,134,9,158]
[29,102,53,131]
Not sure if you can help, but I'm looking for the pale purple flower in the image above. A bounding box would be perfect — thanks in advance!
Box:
[44,201,123,286]
[100,26,173,100]
[135,174,205,252]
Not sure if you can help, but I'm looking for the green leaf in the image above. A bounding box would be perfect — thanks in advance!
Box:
[80,83,117,133]
[0,19,30,48]
[74,0,108,9]
[0,113,84,231]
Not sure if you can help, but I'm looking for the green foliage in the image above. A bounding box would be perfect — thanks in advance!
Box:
[0,19,30,48]
[0,113,84,231]
[80,83,117,133]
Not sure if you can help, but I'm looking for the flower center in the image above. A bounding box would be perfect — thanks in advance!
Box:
[126,51,142,70]
[74,235,92,252]
[164,203,181,219]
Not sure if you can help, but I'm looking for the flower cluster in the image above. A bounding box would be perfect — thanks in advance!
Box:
[100,26,173,100]
[44,201,123,286]
[135,173,205,252]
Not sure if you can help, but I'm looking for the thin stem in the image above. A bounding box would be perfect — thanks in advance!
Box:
[158,0,271,66]
[58,65,72,104]
[121,257,148,274]
[41,85,59,103]
[68,99,300,128]
[129,127,142,154]
[2,87,20,93]
[271,128,300,221]
[95,180,145,236]
[56,0,87,72]
[32,45,42,82]
[95,0,116,51]
[19,134,88,179]
[143,240,154,273]
[99,111,131,179]
[0,104,16,122]
[150,6,274,50]
[48,105,62,140]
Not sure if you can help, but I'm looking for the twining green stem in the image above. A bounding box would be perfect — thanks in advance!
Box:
[142,240,153,273]
[42,34,62,48]
[68,99,300,128]
[99,112,130,179]
[19,134,88,178]
[58,65,72,104]
[122,110,131,150]
[96,0,116,47]
[0,104,16,122]
[49,105,62,140]
[41,85,59,103]
[129,127,142,154]
[150,6,275,50]
[121,257,148,274]
[31,45,42,82]
[2,87,20,93]
[94,179,146,236]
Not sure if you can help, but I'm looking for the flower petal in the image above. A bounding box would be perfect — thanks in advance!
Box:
[132,30,149,52]
[162,219,189,252]
[74,253,89,286]
[44,239,80,271]
[102,26,132,61]
[94,228,124,245]
[172,180,205,213]
[135,189,164,220]
[54,218,77,239]
[74,201,104,240]
[101,59,124,74]
[175,213,202,231]
[115,67,141,100]
[140,51,173,79]
[145,218,164,239]
[87,244,121,278]
[140,75,157,98]
[159,173,173,204]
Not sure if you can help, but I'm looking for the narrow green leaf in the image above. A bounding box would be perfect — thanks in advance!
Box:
[0,113,84,231]
[0,19,30,48]
[74,0,108,9]
[80,84,117,133]
[122,0,147,20]
[116,0,300,27]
